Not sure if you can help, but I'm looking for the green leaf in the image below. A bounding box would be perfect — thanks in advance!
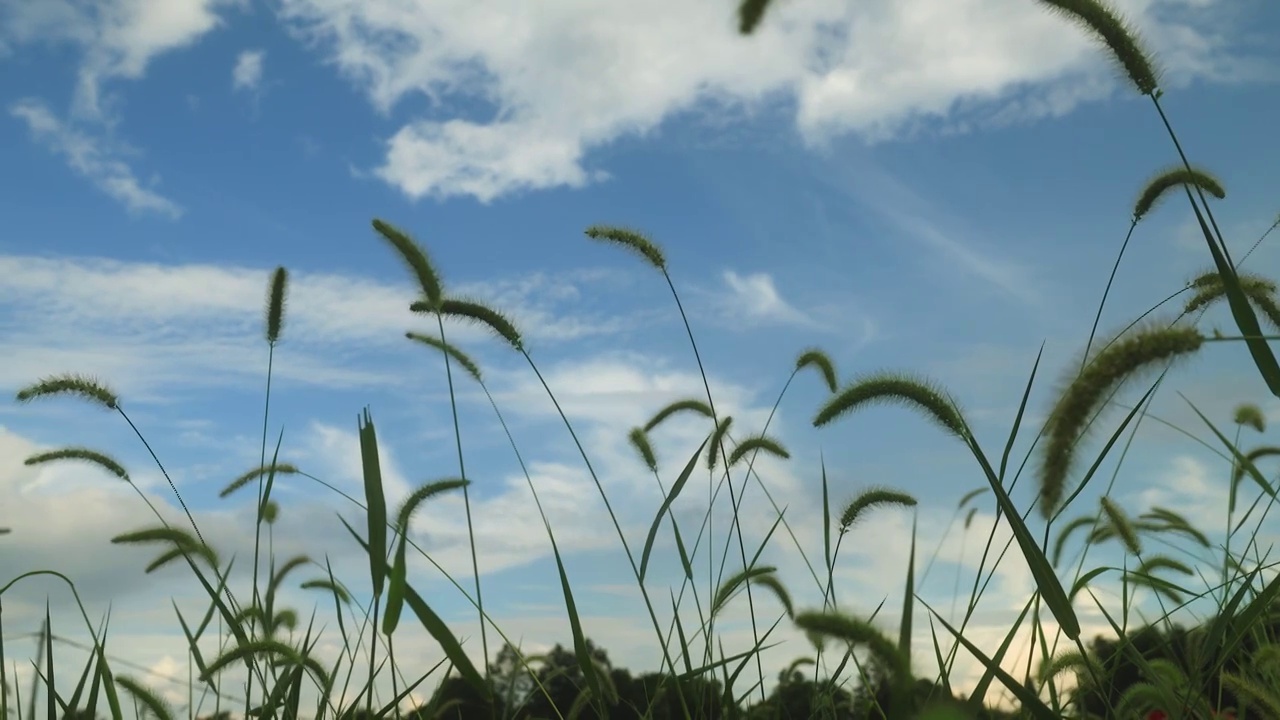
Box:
[382,538,408,636]
[898,514,916,660]
[1187,200,1280,398]
[340,516,488,699]
[639,436,709,583]
[923,600,1059,720]
[358,408,388,599]
[257,429,286,523]
[958,352,1081,641]
[967,594,1033,706]
[549,530,607,713]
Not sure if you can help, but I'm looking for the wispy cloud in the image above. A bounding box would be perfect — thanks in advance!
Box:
[0,255,649,399]
[9,99,184,218]
[232,48,265,92]
[0,0,237,121]
[802,144,1042,306]
[1,0,239,215]
[717,270,819,329]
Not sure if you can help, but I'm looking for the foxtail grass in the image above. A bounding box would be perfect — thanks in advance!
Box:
[10,3,1280,720]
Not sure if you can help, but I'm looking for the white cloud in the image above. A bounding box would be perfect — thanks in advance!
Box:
[0,0,239,120]
[232,48,265,92]
[275,0,1258,202]
[9,99,184,218]
[376,119,607,203]
[718,270,816,328]
[0,254,646,401]
[1,0,242,214]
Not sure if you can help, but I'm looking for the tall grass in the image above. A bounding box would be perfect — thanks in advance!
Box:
[4,0,1280,718]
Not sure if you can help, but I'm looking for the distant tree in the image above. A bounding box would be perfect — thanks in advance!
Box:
[485,641,537,712]
[848,662,1018,720]
[513,639,611,719]
[744,666,854,719]
[414,673,503,720]
[624,671,732,720]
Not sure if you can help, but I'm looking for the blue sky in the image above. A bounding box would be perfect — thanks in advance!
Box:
[2,0,1280,713]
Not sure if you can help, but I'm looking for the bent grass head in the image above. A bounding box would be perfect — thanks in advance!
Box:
[1039,323,1205,519]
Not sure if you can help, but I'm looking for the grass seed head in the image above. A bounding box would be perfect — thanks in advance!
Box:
[814,371,967,441]
[644,398,714,433]
[1184,269,1279,326]
[793,611,911,684]
[796,347,838,393]
[726,433,790,469]
[395,478,469,534]
[1039,323,1204,519]
[707,415,734,471]
[1234,403,1267,433]
[266,266,289,344]
[584,225,667,271]
[25,447,130,481]
[1038,0,1161,96]
[433,297,525,352]
[627,427,659,473]
[405,332,483,383]
[16,373,118,410]
[1100,496,1142,555]
[372,218,443,310]
[221,463,300,499]
[1133,166,1225,222]
[737,0,773,34]
[838,486,917,534]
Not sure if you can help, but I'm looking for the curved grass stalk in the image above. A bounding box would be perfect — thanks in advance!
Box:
[584,224,769,703]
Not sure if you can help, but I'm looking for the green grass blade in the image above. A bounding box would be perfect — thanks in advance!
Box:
[898,514,916,660]
[821,456,832,603]
[62,633,94,720]
[1209,564,1280,680]
[258,429,286,521]
[1185,397,1278,504]
[358,408,388,599]
[723,615,786,694]
[338,515,488,698]
[673,641,784,683]
[671,521,694,583]
[0,604,7,720]
[967,593,1033,706]
[925,616,951,695]
[962,433,1080,641]
[1069,566,1111,602]
[640,437,709,583]
[670,593,695,677]
[381,539,408,636]
[1188,199,1280,397]
[44,604,54,720]
[83,630,104,720]
[1000,343,1044,479]
[171,603,210,681]
[547,532,605,718]
[94,623,123,720]
[922,600,1058,720]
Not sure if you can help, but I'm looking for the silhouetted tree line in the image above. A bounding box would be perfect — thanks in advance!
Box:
[34,636,1028,720]
[396,637,1019,720]
[1073,608,1280,717]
